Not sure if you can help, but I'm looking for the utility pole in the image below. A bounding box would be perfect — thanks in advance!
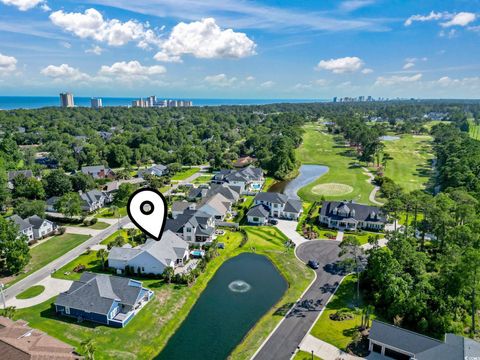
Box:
[0,283,6,309]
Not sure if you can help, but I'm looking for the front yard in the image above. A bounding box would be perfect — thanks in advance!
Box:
[171,167,200,181]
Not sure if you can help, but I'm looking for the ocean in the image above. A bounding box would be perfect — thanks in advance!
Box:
[0,96,327,110]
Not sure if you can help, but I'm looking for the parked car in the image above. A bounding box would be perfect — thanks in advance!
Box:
[308,260,319,269]
[269,218,278,225]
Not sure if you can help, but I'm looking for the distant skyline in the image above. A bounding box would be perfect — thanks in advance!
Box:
[1,0,480,98]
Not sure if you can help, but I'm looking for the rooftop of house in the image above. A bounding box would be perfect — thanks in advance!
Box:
[80,189,108,205]
[165,210,215,236]
[8,214,32,231]
[206,183,241,202]
[7,170,33,182]
[171,200,194,213]
[25,215,52,229]
[55,273,145,315]
[247,204,270,218]
[253,192,303,213]
[198,193,231,215]
[320,201,386,223]
[214,166,263,183]
[81,165,105,173]
[0,316,82,360]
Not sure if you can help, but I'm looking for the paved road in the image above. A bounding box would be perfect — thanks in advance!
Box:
[2,166,210,303]
[253,240,345,360]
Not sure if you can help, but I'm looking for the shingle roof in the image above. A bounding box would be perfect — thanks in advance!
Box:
[55,273,143,315]
[206,183,241,202]
[80,189,107,206]
[214,166,263,183]
[284,199,303,213]
[320,201,386,223]
[172,201,193,213]
[7,170,33,182]
[26,215,50,229]
[165,210,215,237]
[9,215,32,231]
[254,192,289,204]
[247,204,270,218]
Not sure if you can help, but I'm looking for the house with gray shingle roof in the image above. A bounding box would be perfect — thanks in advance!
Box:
[368,320,480,359]
[7,170,35,189]
[212,166,264,194]
[8,214,34,243]
[171,201,196,219]
[250,192,303,222]
[137,164,168,178]
[246,204,270,225]
[81,165,114,180]
[25,215,56,239]
[80,189,112,212]
[108,230,189,275]
[54,272,153,328]
[165,210,215,243]
[197,193,232,221]
[319,201,386,231]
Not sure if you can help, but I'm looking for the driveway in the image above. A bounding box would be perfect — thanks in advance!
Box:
[253,240,344,360]
[5,276,72,309]
[275,220,308,246]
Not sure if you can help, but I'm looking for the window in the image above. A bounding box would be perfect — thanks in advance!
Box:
[186,228,192,233]
[65,306,70,315]
[253,217,259,222]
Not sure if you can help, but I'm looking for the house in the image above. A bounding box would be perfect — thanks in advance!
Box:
[108,230,189,275]
[7,170,34,189]
[368,320,480,360]
[0,316,82,359]
[80,189,112,212]
[206,183,241,203]
[246,204,270,225]
[26,215,55,239]
[187,186,209,201]
[46,196,60,212]
[233,156,255,168]
[171,200,196,219]
[197,193,232,221]
[81,165,115,180]
[212,166,264,194]
[138,164,167,178]
[8,214,34,243]
[319,201,386,231]
[165,210,215,243]
[251,192,303,221]
[54,272,153,328]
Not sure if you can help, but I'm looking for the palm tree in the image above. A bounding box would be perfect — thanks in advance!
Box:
[96,249,108,270]
[163,266,174,284]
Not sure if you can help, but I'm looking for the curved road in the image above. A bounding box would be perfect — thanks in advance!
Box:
[253,240,345,360]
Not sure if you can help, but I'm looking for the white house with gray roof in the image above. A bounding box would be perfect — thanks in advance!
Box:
[108,230,189,275]
[212,166,264,194]
[197,193,233,221]
[9,214,56,242]
[165,210,215,243]
[80,189,112,212]
[319,201,386,231]
[137,164,168,178]
[9,214,34,242]
[249,192,303,222]
[81,165,114,180]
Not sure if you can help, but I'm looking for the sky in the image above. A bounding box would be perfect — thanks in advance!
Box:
[0,0,480,99]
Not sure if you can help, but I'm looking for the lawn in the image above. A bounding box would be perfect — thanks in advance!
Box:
[14,226,314,360]
[94,207,127,219]
[61,221,110,230]
[297,123,374,204]
[16,285,45,299]
[468,119,480,140]
[192,174,213,184]
[344,231,384,245]
[310,275,376,351]
[3,233,90,287]
[52,249,104,281]
[379,134,433,193]
[293,351,323,360]
[171,167,200,181]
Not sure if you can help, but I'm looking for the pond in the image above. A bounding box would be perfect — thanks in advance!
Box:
[156,253,287,360]
[379,135,400,141]
[269,164,329,199]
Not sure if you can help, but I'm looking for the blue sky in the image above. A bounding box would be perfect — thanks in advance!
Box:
[0,0,479,98]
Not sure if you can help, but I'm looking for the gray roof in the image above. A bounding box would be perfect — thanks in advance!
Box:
[320,201,386,223]
[187,187,207,200]
[8,170,33,182]
[55,272,144,315]
[254,192,289,204]
[80,189,107,206]
[206,183,241,202]
[81,165,105,174]
[9,215,32,231]
[172,201,193,213]
[138,164,167,178]
[26,215,52,229]
[165,210,215,237]
[284,199,303,213]
[46,196,59,206]
[247,204,269,218]
[214,166,263,183]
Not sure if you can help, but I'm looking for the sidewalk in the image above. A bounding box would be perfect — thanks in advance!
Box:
[299,334,364,360]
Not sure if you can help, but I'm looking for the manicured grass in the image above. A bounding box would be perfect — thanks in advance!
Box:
[263,176,278,190]
[94,207,127,218]
[468,119,480,140]
[63,221,110,230]
[293,351,323,360]
[16,285,45,299]
[379,134,433,193]
[192,174,213,184]
[344,231,383,245]
[297,124,373,204]
[52,250,104,281]
[4,234,90,287]
[171,167,200,181]
[15,226,314,360]
[99,229,129,246]
[310,275,376,351]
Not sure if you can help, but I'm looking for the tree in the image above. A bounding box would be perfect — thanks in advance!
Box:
[96,249,108,270]
[339,235,364,305]
[113,183,136,207]
[167,162,182,174]
[70,173,96,192]
[14,199,46,218]
[55,192,82,217]
[107,236,126,250]
[163,266,174,284]
[12,175,45,200]
[0,217,30,274]
[43,170,72,197]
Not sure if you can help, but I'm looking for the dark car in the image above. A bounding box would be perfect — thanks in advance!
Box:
[308,260,320,269]
[269,219,278,225]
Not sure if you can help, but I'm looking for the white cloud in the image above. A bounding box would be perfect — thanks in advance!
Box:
[86,45,103,55]
[0,0,45,11]
[0,53,17,74]
[340,0,375,12]
[49,8,161,48]
[439,29,457,38]
[245,76,255,81]
[441,12,476,27]
[404,11,445,26]
[260,80,275,88]
[98,61,166,80]
[315,56,364,74]
[436,76,480,89]
[314,79,330,86]
[362,68,373,74]
[375,73,422,86]
[204,73,237,87]
[41,64,90,81]
[154,18,256,62]
[403,62,415,69]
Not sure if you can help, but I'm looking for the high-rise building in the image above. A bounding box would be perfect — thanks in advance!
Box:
[333,97,337,103]
[59,92,74,108]
[148,96,156,107]
[91,98,103,109]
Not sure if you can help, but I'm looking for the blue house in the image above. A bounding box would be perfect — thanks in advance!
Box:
[54,272,153,328]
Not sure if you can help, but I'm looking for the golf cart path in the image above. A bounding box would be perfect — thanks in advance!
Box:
[361,167,384,206]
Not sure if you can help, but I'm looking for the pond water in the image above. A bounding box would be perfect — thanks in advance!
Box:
[155,253,287,360]
[379,135,400,141]
[269,164,329,199]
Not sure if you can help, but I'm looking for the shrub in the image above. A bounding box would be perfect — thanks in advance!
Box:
[73,264,86,273]
[57,226,66,235]
[329,310,354,321]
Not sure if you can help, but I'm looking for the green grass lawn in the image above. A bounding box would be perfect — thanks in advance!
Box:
[3,233,90,287]
[297,123,374,204]
[62,221,110,230]
[171,167,200,181]
[99,229,130,246]
[94,207,127,219]
[293,351,323,360]
[379,134,433,193]
[310,275,376,351]
[192,174,213,184]
[344,231,384,245]
[263,176,278,191]
[468,119,480,140]
[16,285,45,299]
[52,249,104,281]
[15,226,314,360]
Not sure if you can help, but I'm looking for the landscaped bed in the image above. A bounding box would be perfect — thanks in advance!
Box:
[14,226,314,360]
[16,285,45,299]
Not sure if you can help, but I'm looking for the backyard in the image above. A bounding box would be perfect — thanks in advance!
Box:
[14,226,314,360]
[296,123,373,204]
